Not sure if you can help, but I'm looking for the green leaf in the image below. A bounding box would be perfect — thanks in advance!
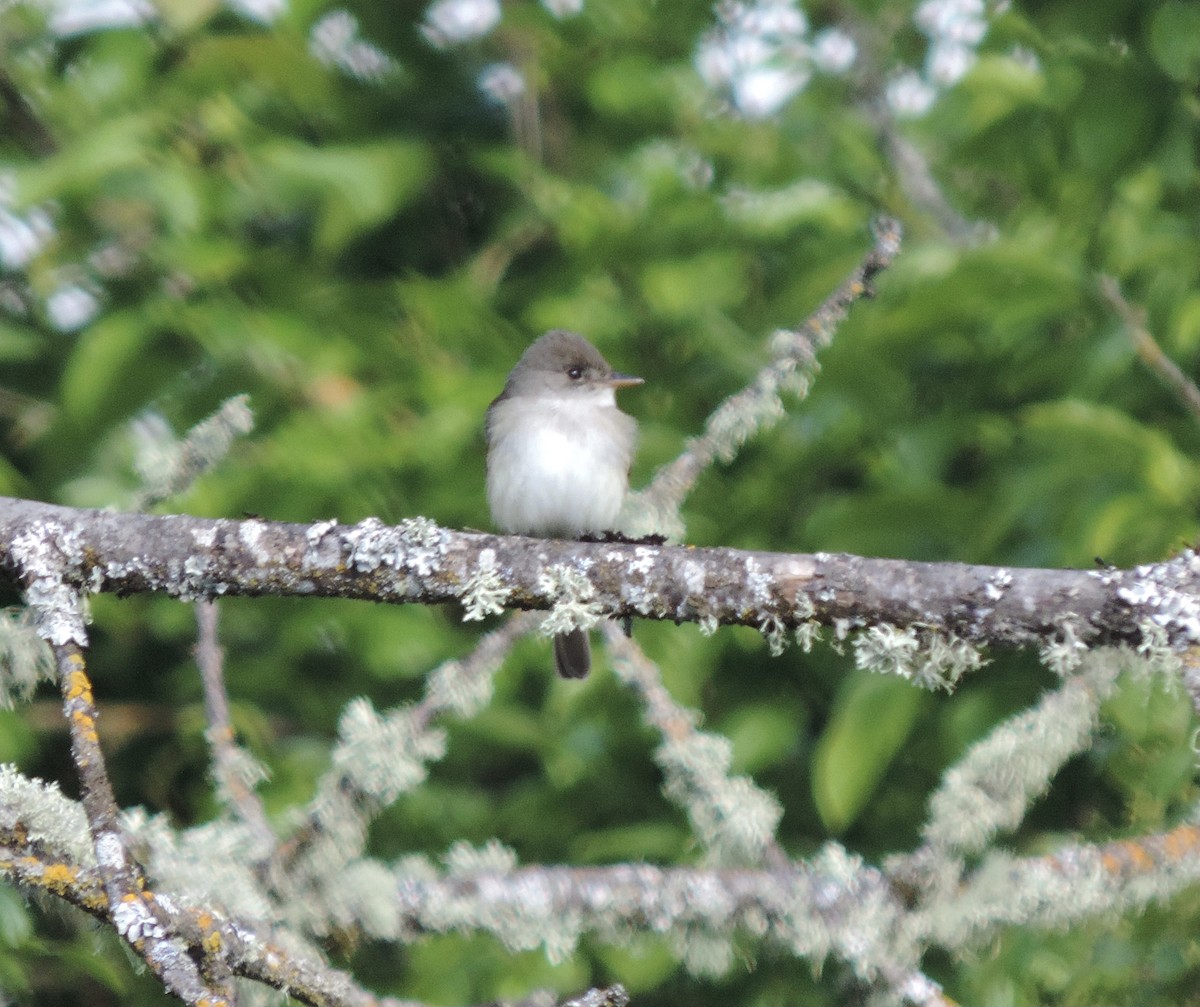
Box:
[639,250,747,319]
[1149,2,1200,82]
[0,323,45,362]
[15,114,154,204]
[812,672,922,833]
[720,702,801,774]
[59,310,148,424]
[255,139,432,252]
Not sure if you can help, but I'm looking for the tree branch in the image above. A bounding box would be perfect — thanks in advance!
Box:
[53,641,232,1005]
[1,496,1196,659]
[0,824,417,1007]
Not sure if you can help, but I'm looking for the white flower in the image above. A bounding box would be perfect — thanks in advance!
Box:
[886,71,937,117]
[224,0,286,24]
[741,1,807,39]
[478,62,526,104]
[695,39,737,87]
[811,28,857,74]
[49,0,157,36]
[541,0,583,16]
[734,65,809,118]
[310,10,395,80]
[0,206,53,270]
[927,40,976,85]
[421,0,501,48]
[915,0,985,40]
[47,283,100,332]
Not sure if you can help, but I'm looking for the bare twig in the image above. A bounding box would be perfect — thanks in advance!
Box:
[1099,274,1200,423]
[868,102,988,244]
[195,600,278,861]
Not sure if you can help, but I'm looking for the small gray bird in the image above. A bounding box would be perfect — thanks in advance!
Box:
[486,330,642,678]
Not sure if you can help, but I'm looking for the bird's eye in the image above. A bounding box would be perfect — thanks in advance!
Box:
[566,365,584,380]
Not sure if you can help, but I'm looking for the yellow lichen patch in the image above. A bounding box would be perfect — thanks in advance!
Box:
[1101,839,1155,875]
[41,862,79,892]
[70,709,99,743]
[195,910,223,953]
[65,668,94,704]
[1162,824,1200,861]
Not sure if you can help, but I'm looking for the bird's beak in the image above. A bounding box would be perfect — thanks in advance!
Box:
[606,372,644,389]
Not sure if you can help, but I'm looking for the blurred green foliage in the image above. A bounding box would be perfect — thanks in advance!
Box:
[1,0,1199,1004]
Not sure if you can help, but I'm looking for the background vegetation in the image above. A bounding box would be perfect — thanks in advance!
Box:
[2,0,1200,1003]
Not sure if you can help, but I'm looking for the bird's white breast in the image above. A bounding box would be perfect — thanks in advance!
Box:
[486,389,636,537]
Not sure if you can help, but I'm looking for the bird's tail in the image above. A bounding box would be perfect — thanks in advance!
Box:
[554,629,590,679]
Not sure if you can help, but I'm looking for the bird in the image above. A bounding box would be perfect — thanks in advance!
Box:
[485,330,642,678]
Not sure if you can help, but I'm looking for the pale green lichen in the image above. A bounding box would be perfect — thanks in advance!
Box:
[759,615,787,656]
[538,565,603,636]
[670,928,735,977]
[131,395,255,508]
[794,620,822,653]
[657,732,782,864]
[853,624,984,692]
[921,650,1121,855]
[0,764,93,865]
[425,657,495,719]
[1038,617,1089,676]
[0,608,55,708]
[331,698,446,805]
[853,624,920,678]
[1132,618,1185,680]
[461,548,510,621]
[444,838,518,876]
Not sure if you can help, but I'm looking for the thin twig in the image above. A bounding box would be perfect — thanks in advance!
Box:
[195,600,278,862]
[1099,274,1200,423]
[628,216,903,537]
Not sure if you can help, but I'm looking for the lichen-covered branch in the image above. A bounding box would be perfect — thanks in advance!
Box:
[6,509,230,1004]
[0,823,417,1007]
[919,649,1122,856]
[920,820,1200,953]
[603,624,784,867]
[131,395,255,510]
[2,497,1198,658]
[274,614,530,924]
[628,216,903,539]
[53,643,231,1005]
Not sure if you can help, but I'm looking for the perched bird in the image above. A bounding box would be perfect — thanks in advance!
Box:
[485,330,642,678]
